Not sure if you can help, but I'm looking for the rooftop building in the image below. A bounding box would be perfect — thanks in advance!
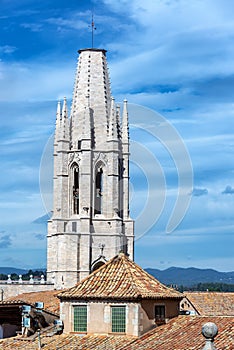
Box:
[58,253,183,336]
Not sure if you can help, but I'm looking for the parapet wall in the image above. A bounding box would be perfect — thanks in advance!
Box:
[0,278,55,300]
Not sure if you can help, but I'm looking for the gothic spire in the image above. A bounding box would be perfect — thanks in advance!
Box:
[47,48,134,289]
[62,96,68,119]
[70,49,111,147]
[122,99,129,143]
[108,97,118,141]
[82,96,91,142]
[55,100,61,143]
[61,97,69,140]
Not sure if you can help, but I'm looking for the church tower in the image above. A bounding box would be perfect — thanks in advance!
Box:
[47,49,134,289]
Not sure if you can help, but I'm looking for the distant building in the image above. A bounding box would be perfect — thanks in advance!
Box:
[180,291,234,316]
[47,48,134,289]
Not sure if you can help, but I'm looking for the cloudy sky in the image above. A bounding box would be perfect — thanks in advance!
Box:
[0,0,233,272]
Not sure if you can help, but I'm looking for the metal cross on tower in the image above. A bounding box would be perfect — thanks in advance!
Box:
[99,243,105,256]
[91,14,96,48]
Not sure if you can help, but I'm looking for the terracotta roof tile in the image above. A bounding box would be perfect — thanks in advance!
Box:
[2,290,61,315]
[0,316,232,349]
[0,334,135,349]
[58,253,182,300]
[183,292,234,316]
[121,316,234,350]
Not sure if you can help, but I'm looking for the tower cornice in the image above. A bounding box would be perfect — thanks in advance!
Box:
[78,48,107,54]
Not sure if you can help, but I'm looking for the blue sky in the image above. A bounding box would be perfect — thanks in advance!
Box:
[0,0,233,272]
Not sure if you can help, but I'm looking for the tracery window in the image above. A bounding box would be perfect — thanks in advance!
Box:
[95,167,103,214]
[73,165,79,214]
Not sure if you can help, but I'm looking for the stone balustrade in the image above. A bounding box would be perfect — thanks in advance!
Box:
[3,274,46,284]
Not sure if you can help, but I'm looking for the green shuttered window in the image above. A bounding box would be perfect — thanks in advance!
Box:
[111,306,126,333]
[73,305,87,332]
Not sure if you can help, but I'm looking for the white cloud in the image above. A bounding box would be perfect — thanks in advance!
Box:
[105,0,234,101]
[45,17,88,31]
[0,60,74,102]
[0,45,17,54]
[21,22,42,32]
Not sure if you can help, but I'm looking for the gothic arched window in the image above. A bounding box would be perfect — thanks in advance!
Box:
[73,165,79,214]
[95,167,103,215]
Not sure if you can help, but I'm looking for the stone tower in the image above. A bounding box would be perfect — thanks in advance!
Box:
[47,49,134,289]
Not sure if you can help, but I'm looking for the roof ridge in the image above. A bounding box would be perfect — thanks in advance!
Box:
[122,255,142,297]
[125,254,182,295]
[59,253,183,300]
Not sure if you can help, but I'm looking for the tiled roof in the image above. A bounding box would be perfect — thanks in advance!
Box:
[0,334,135,349]
[0,316,232,349]
[58,253,182,300]
[183,292,234,316]
[2,290,61,315]
[121,316,234,350]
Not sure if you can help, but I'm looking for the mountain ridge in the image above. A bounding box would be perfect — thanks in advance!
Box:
[0,267,46,275]
[0,266,233,286]
[145,266,234,286]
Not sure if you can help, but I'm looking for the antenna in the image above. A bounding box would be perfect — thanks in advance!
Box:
[91,13,96,48]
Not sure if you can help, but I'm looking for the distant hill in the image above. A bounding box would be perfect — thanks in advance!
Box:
[1,266,234,286]
[145,267,234,287]
[32,212,52,224]
[0,267,28,275]
[0,267,46,275]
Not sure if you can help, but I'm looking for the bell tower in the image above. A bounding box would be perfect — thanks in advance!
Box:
[47,49,134,289]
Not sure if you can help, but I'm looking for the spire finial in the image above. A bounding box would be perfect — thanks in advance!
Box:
[56,101,61,123]
[62,97,68,119]
[55,101,62,142]
[122,99,129,142]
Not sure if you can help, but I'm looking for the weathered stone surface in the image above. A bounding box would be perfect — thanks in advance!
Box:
[47,49,134,289]
[0,282,54,300]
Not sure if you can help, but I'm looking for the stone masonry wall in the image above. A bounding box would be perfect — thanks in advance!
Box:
[0,282,55,300]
